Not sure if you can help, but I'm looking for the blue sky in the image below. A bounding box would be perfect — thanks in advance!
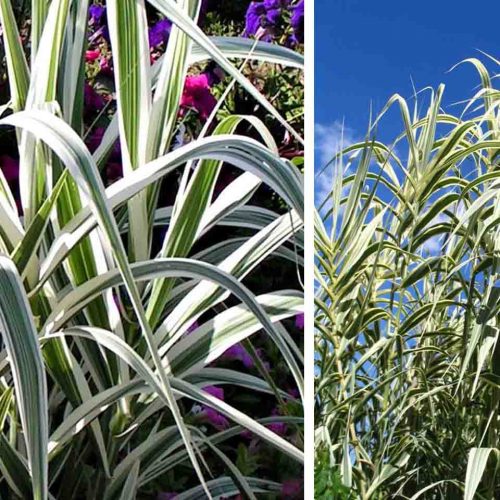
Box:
[315,0,500,201]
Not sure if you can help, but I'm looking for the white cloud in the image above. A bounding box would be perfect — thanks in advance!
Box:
[315,121,354,167]
[315,120,356,206]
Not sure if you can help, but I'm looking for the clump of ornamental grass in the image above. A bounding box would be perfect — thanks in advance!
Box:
[0,0,304,498]
[315,56,500,499]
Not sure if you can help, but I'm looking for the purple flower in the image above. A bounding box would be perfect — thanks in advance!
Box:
[244,2,267,37]
[89,4,106,25]
[295,312,304,329]
[85,127,105,153]
[203,407,230,430]
[282,479,303,498]
[255,347,270,371]
[197,0,212,25]
[200,386,228,429]
[149,18,172,47]
[106,162,123,183]
[267,421,287,435]
[203,63,224,87]
[266,407,287,435]
[290,0,304,44]
[0,155,19,182]
[187,321,199,334]
[101,25,111,43]
[222,343,254,368]
[265,0,289,6]
[203,385,224,400]
[0,155,21,213]
[264,0,285,24]
[244,0,290,40]
[241,429,253,439]
[157,494,177,500]
[84,83,105,114]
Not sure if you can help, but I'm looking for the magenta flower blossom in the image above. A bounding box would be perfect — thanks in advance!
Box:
[0,155,21,212]
[97,54,113,76]
[290,0,304,43]
[0,155,19,183]
[149,18,172,47]
[85,49,100,62]
[281,479,303,498]
[295,312,304,329]
[180,74,217,119]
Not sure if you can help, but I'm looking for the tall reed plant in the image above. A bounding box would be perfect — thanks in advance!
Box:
[315,57,499,499]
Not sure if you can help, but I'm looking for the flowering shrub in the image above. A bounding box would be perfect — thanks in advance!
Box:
[0,0,304,498]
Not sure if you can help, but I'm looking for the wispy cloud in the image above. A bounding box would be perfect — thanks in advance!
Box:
[315,121,356,206]
[315,121,355,169]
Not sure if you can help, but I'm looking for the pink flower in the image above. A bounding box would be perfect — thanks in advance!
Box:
[281,479,303,498]
[99,55,112,75]
[85,49,100,62]
[180,74,217,120]
[295,313,304,329]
